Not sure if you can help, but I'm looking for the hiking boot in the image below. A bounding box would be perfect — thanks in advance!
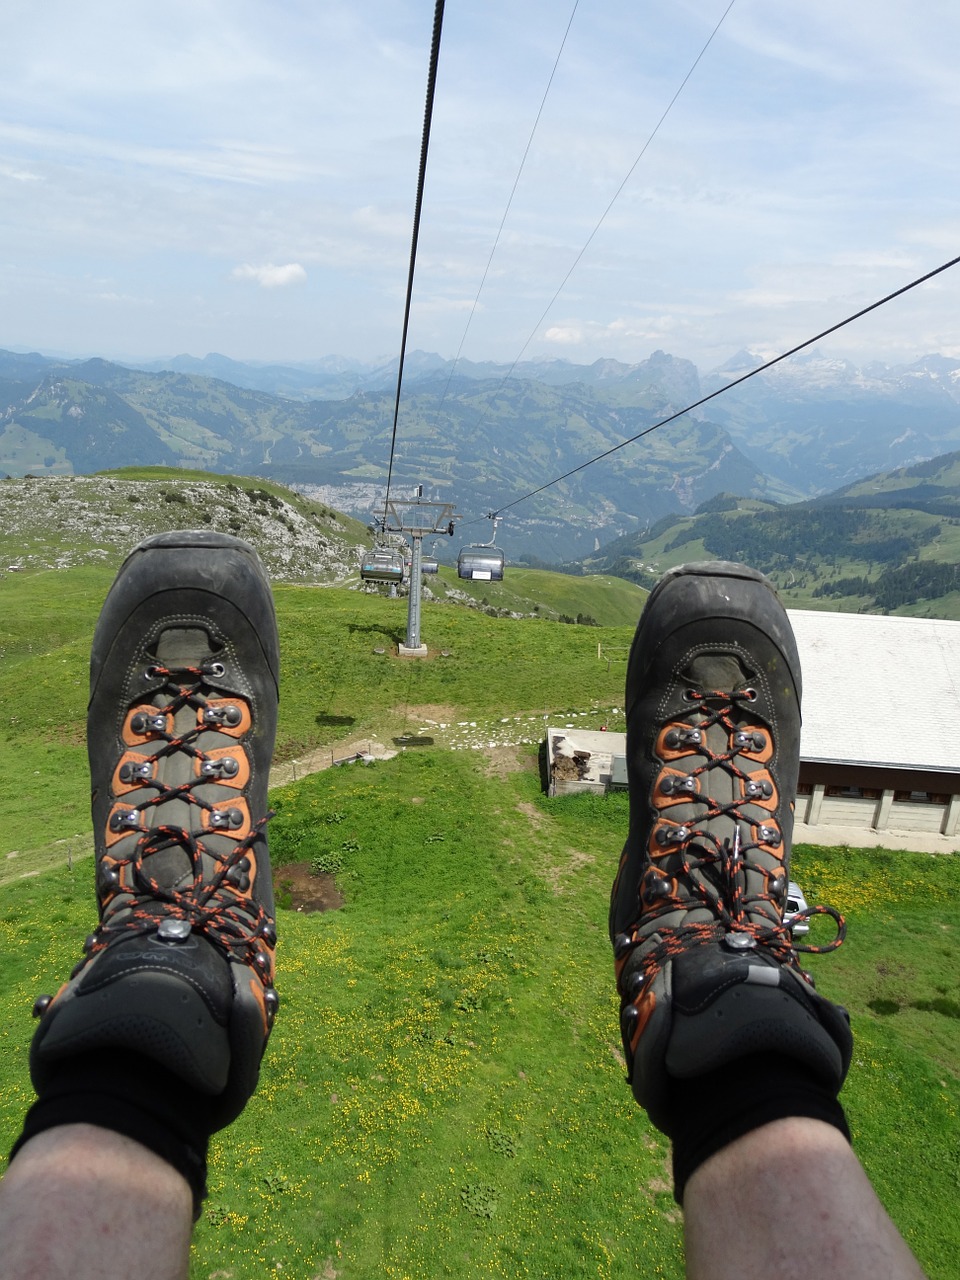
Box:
[30,531,281,1131]
[610,562,851,1135]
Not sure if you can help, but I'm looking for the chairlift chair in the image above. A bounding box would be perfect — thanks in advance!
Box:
[457,545,504,582]
[360,547,404,583]
[457,513,505,582]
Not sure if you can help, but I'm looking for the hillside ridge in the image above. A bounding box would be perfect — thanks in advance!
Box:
[586,449,960,618]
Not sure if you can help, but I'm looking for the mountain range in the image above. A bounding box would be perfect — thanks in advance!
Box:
[3,346,960,564]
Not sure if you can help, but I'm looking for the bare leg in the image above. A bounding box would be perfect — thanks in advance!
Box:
[683,1117,926,1280]
[0,1126,192,1280]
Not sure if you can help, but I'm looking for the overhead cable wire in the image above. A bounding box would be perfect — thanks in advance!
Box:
[487,0,737,399]
[491,252,960,517]
[453,0,736,531]
[381,0,446,528]
[436,0,581,412]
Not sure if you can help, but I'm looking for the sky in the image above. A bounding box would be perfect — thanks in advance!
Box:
[2,0,960,372]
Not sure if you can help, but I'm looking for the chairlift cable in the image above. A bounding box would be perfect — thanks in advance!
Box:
[450,0,736,529]
[381,0,446,529]
[466,0,737,420]
[490,251,960,518]
[436,0,581,413]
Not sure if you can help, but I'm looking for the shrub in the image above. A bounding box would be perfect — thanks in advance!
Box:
[310,850,345,876]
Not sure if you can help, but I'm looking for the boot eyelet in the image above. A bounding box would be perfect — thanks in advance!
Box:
[722,931,757,952]
[32,994,54,1018]
[742,687,758,701]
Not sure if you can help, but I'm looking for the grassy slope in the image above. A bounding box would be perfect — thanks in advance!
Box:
[440,566,645,626]
[0,566,115,857]
[1,551,958,1276]
[0,564,636,861]
[0,760,957,1278]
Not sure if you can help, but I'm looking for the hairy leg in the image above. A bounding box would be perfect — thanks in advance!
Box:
[0,1126,192,1280]
[683,1117,926,1280]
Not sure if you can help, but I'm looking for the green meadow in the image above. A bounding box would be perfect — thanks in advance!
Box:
[0,569,635,861]
[0,557,958,1277]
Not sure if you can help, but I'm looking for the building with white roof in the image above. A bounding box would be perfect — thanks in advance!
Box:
[790,610,960,838]
[547,609,960,843]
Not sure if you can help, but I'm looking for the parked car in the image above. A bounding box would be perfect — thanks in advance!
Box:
[785,880,810,936]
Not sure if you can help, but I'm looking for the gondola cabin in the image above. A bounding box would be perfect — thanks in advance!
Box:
[360,548,405,583]
[457,546,505,582]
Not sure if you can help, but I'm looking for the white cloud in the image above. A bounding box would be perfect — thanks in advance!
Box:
[353,205,414,238]
[0,162,41,182]
[231,263,307,289]
[543,326,582,345]
[416,301,479,319]
[4,2,960,365]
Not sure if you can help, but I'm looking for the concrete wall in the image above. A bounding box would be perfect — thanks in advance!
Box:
[800,782,960,837]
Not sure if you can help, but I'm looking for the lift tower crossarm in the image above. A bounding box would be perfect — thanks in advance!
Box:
[383,497,458,537]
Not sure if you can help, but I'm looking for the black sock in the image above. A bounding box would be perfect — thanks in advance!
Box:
[667,1051,851,1205]
[9,1050,212,1219]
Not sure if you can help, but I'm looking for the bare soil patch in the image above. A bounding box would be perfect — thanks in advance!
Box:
[274,861,344,913]
[480,744,531,777]
[544,847,596,894]
[397,703,459,723]
[515,800,549,830]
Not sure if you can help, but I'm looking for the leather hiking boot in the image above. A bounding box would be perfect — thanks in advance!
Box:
[610,562,852,1136]
[30,530,281,1131]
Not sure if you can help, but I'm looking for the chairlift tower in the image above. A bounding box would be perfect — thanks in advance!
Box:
[383,487,458,656]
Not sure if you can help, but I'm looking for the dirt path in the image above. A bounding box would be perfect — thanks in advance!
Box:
[0,730,403,888]
[1,709,589,887]
[269,736,398,787]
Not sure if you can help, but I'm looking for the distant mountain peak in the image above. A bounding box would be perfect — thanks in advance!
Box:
[712,349,764,374]
[899,353,960,376]
[588,357,634,378]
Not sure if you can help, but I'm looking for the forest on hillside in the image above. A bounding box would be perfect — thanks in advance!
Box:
[663,507,941,567]
[814,560,960,610]
[592,497,960,611]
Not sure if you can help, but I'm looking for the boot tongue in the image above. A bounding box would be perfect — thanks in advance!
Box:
[153,627,218,668]
[145,627,221,886]
[682,652,753,691]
